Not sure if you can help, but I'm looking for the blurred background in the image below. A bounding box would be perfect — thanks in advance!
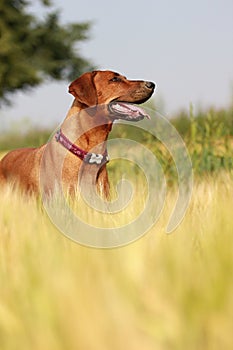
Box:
[0,0,232,129]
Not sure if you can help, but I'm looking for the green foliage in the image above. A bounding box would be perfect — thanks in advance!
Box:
[172,105,233,175]
[0,0,93,104]
[109,105,233,183]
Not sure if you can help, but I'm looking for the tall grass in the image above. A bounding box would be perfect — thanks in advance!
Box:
[0,106,232,349]
[0,172,233,350]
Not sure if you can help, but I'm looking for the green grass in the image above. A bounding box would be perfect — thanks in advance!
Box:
[110,105,233,179]
[0,172,233,350]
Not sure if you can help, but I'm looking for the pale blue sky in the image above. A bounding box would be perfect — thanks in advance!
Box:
[1,0,233,128]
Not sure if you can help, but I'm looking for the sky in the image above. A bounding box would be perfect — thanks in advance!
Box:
[1,0,233,129]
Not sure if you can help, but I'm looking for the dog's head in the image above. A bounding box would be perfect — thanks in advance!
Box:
[68,70,155,121]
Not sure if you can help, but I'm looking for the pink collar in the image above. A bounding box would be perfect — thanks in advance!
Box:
[55,129,109,165]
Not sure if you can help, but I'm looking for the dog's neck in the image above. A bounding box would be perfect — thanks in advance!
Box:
[63,100,113,155]
[55,99,112,197]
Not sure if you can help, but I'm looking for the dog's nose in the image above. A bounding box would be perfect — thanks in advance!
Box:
[145,81,155,90]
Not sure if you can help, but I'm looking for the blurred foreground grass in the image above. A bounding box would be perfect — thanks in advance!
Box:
[0,171,233,350]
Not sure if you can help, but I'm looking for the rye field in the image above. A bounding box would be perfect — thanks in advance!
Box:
[0,106,233,350]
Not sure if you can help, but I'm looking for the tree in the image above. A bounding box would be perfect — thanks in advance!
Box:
[0,0,93,104]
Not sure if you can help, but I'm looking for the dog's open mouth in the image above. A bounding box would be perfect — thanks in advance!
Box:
[109,102,150,121]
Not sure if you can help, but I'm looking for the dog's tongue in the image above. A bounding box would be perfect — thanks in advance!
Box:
[111,102,150,120]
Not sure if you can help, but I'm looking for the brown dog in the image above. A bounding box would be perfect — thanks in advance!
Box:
[0,70,155,197]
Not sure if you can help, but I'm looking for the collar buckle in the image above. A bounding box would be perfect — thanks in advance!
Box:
[84,152,109,165]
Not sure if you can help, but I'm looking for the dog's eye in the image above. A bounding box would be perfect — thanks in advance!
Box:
[110,77,122,82]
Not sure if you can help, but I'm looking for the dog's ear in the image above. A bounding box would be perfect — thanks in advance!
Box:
[69,71,98,108]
